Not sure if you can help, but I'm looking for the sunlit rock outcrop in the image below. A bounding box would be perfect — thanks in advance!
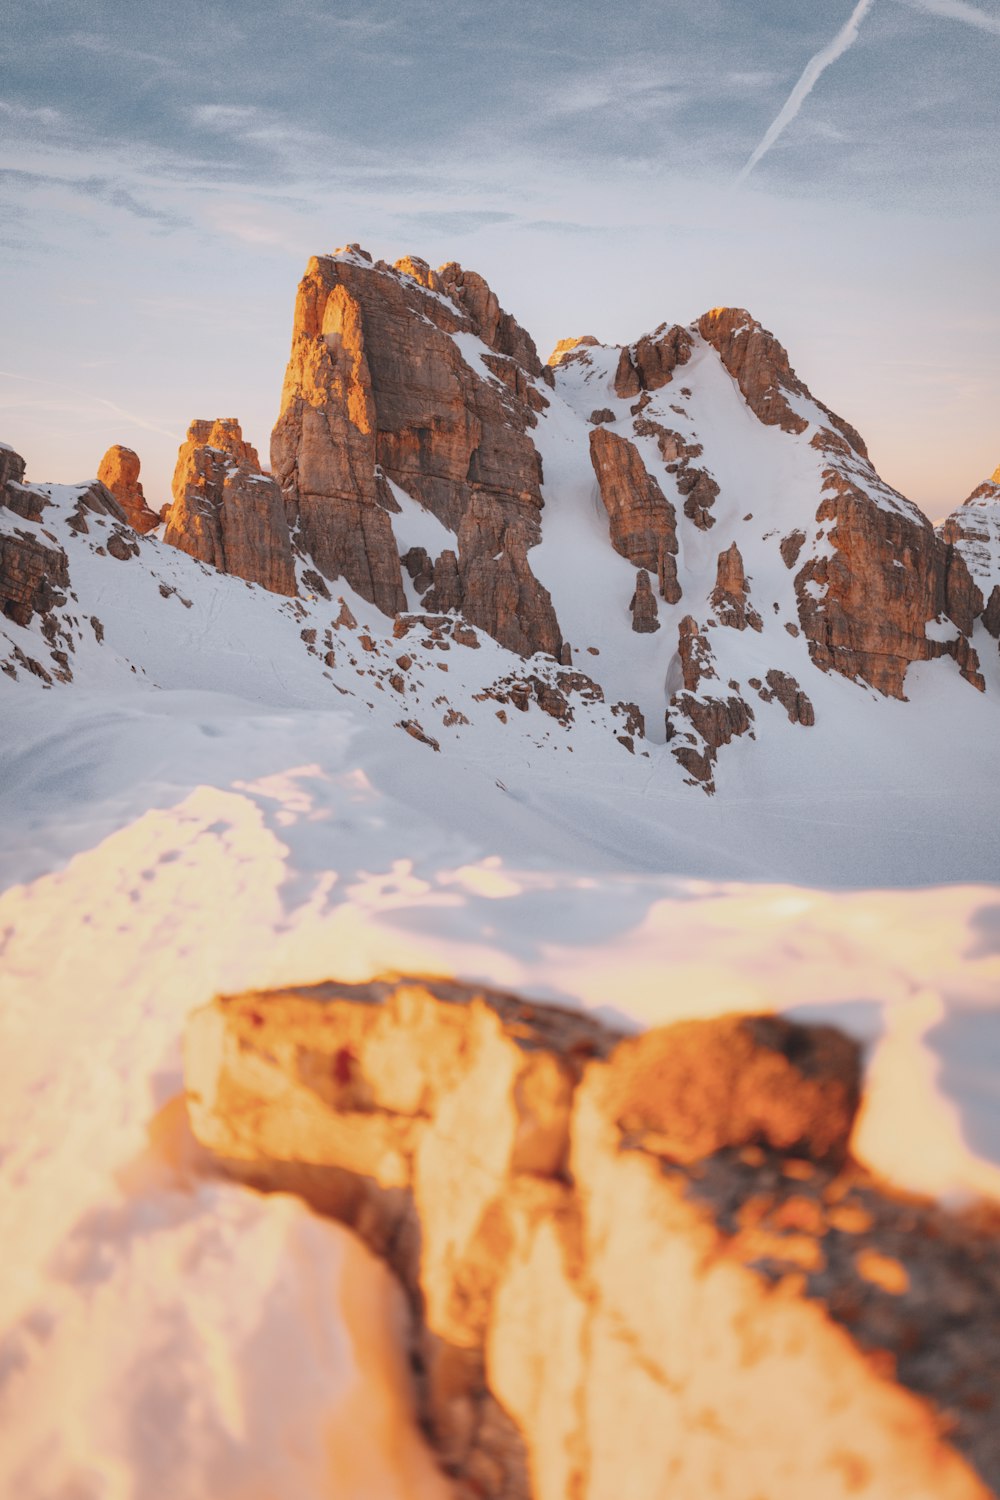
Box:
[164,418,296,596]
[186,977,1000,1500]
[97,444,160,534]
[271,247,561,657]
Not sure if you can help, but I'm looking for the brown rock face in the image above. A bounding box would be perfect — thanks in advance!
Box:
[272,252,561,656]
[939,472,1000,642]
[669,690,754,788]
[604,1013,860,1166]
[675,613,716,693]
[0,444,47,521]
[755,669,817,726]
[711,542,762,631]
[163,419,296,596]
[1,527,69,627]
[796,469,983,698]
[589,427,681,603]
[698,308,868,458]
[614,322,694,399]
[629,568,660,632]
[186,978,1000,1500]
[437,262,547,380]
[96,445,159,534]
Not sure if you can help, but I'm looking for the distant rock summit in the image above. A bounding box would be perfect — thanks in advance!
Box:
[3,247,999,789]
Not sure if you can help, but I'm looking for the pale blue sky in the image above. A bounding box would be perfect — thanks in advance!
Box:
[2,0,998,514]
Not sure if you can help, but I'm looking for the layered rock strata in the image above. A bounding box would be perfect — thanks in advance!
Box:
[97,444,160,533]
[186,977,1000,1500]
[588,428,681,603]
[164,419,296,596]
[795,467,984,697]
[271,248,561,657]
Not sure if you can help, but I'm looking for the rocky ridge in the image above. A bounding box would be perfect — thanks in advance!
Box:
[2,249,998,791]
[186,976,1000,1500]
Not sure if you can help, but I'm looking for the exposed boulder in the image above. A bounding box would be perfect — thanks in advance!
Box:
[163,419,296,596]
[186,978,999,1500]
[97,445,160,534]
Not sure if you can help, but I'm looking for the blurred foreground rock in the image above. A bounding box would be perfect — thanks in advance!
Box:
[186,978,1000,1500]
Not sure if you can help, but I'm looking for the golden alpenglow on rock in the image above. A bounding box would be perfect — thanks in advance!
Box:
[186,977,1000,1500]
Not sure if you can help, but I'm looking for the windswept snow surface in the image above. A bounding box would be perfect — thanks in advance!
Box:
[2,478,1000,1497]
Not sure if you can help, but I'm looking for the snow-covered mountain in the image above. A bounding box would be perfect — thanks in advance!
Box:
[3,246,999,882]
[3,250,1000,1500]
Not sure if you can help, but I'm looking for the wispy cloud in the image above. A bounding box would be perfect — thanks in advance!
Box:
[0,369,180,442]
[738,0,876,181]
[0,169,190,231]
[0,100,62,128]
[900,0,1000,34]
[541,60,683,121]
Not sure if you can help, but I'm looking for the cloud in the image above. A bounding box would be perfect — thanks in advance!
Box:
[394,209,516,235]
[738,0,877,181]
[900,0,1000,33]
[539,60,683,121]
[0,100,62,128]
[0,168,190,231]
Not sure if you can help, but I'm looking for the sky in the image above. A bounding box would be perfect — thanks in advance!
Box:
[1,0,998,518]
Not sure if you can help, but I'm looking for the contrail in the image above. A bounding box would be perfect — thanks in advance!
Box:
[902,0,1000,36]
[738,0,876,181]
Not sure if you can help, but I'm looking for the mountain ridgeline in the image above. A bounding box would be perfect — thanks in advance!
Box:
[3,244,999,791]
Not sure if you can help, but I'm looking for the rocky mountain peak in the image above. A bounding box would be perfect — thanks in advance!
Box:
[697,306,868,458]
[546,335,601,368]
[614,321,694,398]
[5,250,997,797]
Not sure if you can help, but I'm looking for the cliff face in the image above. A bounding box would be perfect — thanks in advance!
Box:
[271,247,561,657]
[588,427,681,604]
[163,418,297,596]
[939,468,1000,643]
[793,462,984,699]
[186,977,1000,1500]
